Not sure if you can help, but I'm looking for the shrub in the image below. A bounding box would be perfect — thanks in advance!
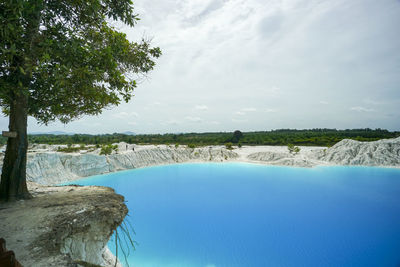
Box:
[288,144,301,154]
[100,145,113,155]
[188,144,196,149]
[225,142,233,150]
[57,146,80,153]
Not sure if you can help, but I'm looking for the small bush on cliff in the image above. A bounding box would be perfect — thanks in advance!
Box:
[288,144,300,154]
[100,145,112,155]
[57,146,81,153]
[100,144,119,155]
[225,142,233,150]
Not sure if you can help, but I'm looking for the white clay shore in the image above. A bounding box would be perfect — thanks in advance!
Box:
[1,137,399,186]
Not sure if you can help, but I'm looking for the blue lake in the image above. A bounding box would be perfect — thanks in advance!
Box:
[67,163,400,267]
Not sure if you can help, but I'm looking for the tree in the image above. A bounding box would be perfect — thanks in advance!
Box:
[0,0,161,201]
[232,130,243,143]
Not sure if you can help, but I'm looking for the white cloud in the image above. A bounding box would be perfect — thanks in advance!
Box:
[265,108,278,113]
[235,107,257,116]
[363,98,383,105]
[164,119,180,125]
[113,111,139,119]
[319,101,329,105]
[113,112,129,118]
[268,86,281,97]
[185,116,203,123]
[242,107,257,112]
[350,106,374,112]
[232,118,247,123]
[194,105,209,111]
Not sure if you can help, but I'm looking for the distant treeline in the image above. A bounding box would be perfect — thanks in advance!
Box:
[0,128,399,147]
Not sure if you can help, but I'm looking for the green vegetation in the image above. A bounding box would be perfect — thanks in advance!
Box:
[232,130,243,143]
[225,142,234,150]
[57,146,81,153]
[188,144,196,149]
[287,144,301,154]
[0,128,396,148]
[99,144,118,155]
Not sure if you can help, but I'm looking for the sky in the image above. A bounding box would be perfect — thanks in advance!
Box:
[2,0,400,134]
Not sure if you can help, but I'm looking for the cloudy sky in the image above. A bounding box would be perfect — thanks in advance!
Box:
[2,0,400,134]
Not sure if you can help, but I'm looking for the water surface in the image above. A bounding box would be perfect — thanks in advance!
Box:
[68,163,400,267]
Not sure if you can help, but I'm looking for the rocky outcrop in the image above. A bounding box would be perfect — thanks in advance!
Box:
[312,137,400,167]
[26,153,110,185]
[0,183,127,267]
[246,151,321,167]
[25,146,239,185]
[244,138,400,167]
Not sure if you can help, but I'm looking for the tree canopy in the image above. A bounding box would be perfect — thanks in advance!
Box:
[232,130,243,143]
[2,128,397,148]
[0,0,161,124]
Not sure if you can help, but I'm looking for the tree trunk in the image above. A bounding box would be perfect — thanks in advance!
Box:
[0,2,43,201]
[0,92,30,201]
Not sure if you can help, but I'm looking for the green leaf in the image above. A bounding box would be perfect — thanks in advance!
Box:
[19,67,26,75]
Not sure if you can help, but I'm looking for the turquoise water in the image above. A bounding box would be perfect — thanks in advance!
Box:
[67,163,400,267]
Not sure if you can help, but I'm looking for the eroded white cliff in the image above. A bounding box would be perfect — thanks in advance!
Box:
[244,138,400,167]
[312,137,400,166]
[2,138,399,186]
[25,145,239,185]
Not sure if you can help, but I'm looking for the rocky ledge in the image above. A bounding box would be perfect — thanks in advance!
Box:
[0,183,127,267]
